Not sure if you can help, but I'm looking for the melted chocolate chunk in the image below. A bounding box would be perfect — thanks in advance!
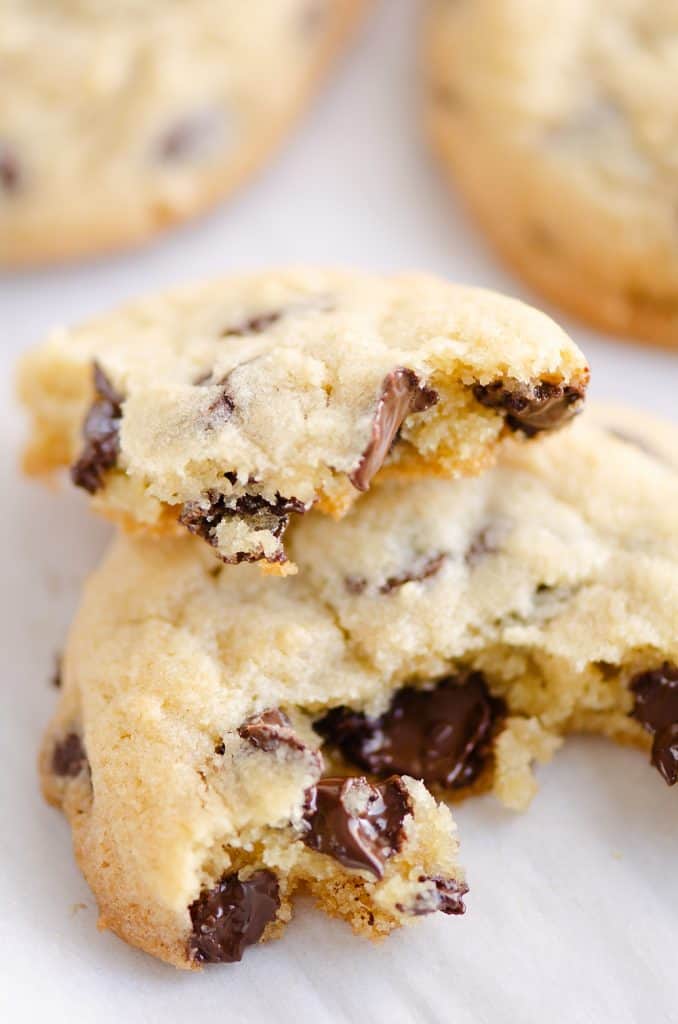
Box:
[70,363,123,494]
[473,379,586,437]
[399,875,469,917]
[631,663,678,785]
[0,144,20,193]
[222,312,283,337]
[214,740,226,756]
[350,368,438,491]
[188,870,280,964]
[315,673,503,789]
[52,733,88,777]
[239,708,307,755]
[302,776,411,877]
[157,109,224,162]
[179,491,306,563]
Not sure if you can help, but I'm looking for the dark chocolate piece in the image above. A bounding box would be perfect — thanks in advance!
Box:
[350,368,438,491]
[214,740,226,756]
[52,733,88,778]
[302,776,411,877]
[0,144,20,193]
[221,312,283,337]
[398,875,469,917]
[157,109,223,162]
[315,673,503,789]
[239,708,306,755]
[188,870,280,964]
[179,491,306,563]
[70,363,123,494]
[473,378,586,437]
[631,663,678,785]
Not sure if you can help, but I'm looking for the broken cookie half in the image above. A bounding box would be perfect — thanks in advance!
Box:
[19,268,588,570]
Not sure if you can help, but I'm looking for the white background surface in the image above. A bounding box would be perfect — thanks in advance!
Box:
[1,3,677,1021]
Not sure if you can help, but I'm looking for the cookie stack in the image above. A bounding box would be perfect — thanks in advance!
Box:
[19,269,678,969]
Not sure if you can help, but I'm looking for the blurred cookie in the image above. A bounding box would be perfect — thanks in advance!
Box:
[426,0,678,346]
[18,268,588,570]
[0,0,368,265]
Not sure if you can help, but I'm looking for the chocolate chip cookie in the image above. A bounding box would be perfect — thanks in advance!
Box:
[0,0,368,265]
[19,268,589,570]
[41,407,677,966]
[426,0,678,346]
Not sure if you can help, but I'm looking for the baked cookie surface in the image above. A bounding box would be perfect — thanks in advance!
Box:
[0,0,367,265]
[426,0,678,346]
[42,408,678,967]
[19,268,588,570]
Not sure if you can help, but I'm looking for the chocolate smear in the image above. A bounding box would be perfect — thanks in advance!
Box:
[350,368,438,491]
[302,776,411,877]
[188,870,279,964]
[52,733,88,778]
[179,491,306,563]
[70,363,123,494]
[473,378,586,437]
[315,673,503,790]
[631,663,678,785]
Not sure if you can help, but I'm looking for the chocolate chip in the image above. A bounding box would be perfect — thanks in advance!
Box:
[315,673,503,790]
[301,776,411,877]
[188,870,280,964]
[349,368,438,491]
[472,378,586,437]
[345,575,368,595]
[156,109,224,163]
[179,491,306,563]
[465,523,506,567]
[70,363,123,494]
[345,552,446,596]
[221,312,283,337]
[0,144,21,193]
[379,553,446,594]
[214,740,226,756]
[398,875,469,917]
[52,733,88,778]
[206,388,235,424]
[239,708,306,755]
[631,663,678,785]
[51,655,62,689]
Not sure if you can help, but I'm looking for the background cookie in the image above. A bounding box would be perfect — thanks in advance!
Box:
[0,0,368,266]
[425,0,678,347]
